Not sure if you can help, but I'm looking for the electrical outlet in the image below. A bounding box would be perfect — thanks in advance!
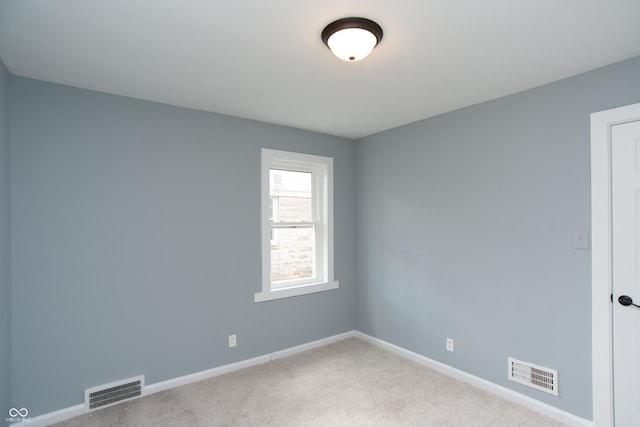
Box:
[228,334,237,348]
[446,338,454,352]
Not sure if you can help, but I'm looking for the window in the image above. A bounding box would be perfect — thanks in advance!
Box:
[269,196,279,246]
[255,149,338,302]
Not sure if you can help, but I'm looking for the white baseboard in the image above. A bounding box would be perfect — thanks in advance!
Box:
[17,331,355,426]
[354,331,593,427]
[13,404,85,427]
[17,330,592,427]
[145,331,355,395]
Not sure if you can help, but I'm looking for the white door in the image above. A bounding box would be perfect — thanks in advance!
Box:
[612,119,640,426]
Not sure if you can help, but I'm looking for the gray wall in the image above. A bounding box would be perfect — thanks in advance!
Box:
[9,77,357,417]
[0,60,11,426]
[6,53,640,421]
[355,56,640,419]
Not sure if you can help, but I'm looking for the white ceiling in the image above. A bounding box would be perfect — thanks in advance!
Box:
[1,0,639,139]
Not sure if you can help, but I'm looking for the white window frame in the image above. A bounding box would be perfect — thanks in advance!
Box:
[255,149,338,302]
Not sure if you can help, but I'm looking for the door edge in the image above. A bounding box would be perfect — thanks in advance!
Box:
[591,102,640,426]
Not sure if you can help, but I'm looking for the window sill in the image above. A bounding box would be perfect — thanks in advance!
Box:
[254,280,339,303]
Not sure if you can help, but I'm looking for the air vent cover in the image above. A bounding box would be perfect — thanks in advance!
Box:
[508,357,558,396]
[85,376,144,410]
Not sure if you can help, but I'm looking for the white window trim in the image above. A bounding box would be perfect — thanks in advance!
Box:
[255,149,338,303]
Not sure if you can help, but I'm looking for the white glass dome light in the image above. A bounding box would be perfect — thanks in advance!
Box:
[327,28,378,62]
[322,18,383,62]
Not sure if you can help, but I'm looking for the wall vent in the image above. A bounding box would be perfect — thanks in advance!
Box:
[85,376,144,410]
[508,357,558,396]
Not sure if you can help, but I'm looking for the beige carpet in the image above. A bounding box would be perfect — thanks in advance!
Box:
[54,338,567,426]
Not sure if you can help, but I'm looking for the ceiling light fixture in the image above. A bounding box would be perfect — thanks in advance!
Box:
[321,17,383,62]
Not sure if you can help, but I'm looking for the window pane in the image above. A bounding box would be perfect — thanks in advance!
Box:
[271,226,315,283]
[270,169,312,222]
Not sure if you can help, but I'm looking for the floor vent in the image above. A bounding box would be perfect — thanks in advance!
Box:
[508,357,558,396]
[85,376,144,410]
